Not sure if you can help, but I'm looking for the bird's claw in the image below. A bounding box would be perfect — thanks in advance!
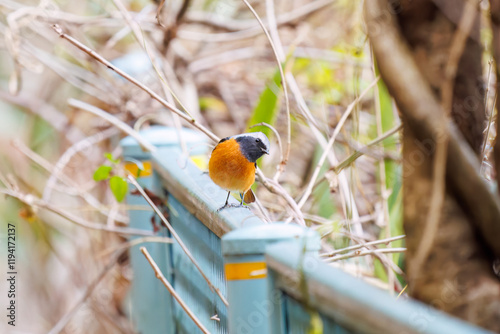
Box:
[217,203,250,212]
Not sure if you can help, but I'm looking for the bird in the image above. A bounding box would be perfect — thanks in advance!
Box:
[208,132,270,211]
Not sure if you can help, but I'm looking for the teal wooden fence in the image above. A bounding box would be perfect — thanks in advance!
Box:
[121,126,492,334]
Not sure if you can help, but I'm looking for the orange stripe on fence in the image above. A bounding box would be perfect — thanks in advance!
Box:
[125,161,152,178]
[225,262,267,280]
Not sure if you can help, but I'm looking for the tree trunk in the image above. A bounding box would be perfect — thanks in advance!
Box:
[366,0,500,331]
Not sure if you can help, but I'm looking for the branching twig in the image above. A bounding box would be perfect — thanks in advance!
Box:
[333,124,402,173]
[297,77,380,210]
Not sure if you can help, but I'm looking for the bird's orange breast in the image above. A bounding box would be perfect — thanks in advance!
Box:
[209,138,256,193]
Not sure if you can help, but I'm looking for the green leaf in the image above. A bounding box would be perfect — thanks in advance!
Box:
[373,59,404,285]
[247,67,282,138]
[93,165,112,181]
[105,153,120,165]
[109,176,128,202]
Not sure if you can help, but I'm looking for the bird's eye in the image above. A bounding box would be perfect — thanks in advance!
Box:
[256,138,261,143]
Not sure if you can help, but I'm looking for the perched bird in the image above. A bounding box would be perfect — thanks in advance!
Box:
[209,132,270,210]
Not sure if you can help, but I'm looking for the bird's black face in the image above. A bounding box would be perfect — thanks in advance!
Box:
[236,135,269,163]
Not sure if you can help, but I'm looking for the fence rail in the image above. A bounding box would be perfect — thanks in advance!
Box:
[121,127,492,334]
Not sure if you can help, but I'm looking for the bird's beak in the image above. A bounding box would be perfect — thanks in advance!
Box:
[262,148,269,155]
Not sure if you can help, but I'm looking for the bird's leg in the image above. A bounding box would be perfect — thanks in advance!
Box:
[217,192,250,211]
[237,193,250,210]
[217,191,232,211]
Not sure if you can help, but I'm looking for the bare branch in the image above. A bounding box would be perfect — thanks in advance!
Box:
[140,247,210,334]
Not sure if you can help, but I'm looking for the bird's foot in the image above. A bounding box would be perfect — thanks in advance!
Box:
[217,203,250,212]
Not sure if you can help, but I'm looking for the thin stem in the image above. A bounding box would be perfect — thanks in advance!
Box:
[320,235,406,258]
[141,247,210,334]
[242,0,291,176]
[325,247,407,263]
[1,189,154,236]
[250,122,284,170]
[51,24,219,143]
[69,99,156,152]
[127,175,229,306]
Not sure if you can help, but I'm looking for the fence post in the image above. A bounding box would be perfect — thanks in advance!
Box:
[222,223,320,334]
[120,126,206,334]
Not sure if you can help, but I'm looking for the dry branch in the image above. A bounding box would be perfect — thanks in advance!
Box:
[1,188,154,236]
[490,0,500,193]
[140,247,210,334]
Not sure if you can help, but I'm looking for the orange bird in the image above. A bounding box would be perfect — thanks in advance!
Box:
[209,132,270,210]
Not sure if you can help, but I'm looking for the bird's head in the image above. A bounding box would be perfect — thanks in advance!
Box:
[234,132,270,163]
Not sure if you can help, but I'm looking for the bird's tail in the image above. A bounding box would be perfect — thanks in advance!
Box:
[243,189,255,204]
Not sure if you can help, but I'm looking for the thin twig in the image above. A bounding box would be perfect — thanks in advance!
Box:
[441,0,478,114]
[334,124,402,173]
[140,247,210,334]
[256,173,306,226]
[325,247,407,263]
[480,59,494,159]
[250,122,284,170]
[320,235,406,258]
[409,136,448,278]
[156,0,166,27]
[1,189,153,236]
[99,236,173,258]
[68,99,156,152]
[11,137,129,223]
[481,92,496,162]
[42,127,118,200]
[127,175,229,306]
[51,24,218,143]
[242,0,291,176]
[184,0,334,33]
